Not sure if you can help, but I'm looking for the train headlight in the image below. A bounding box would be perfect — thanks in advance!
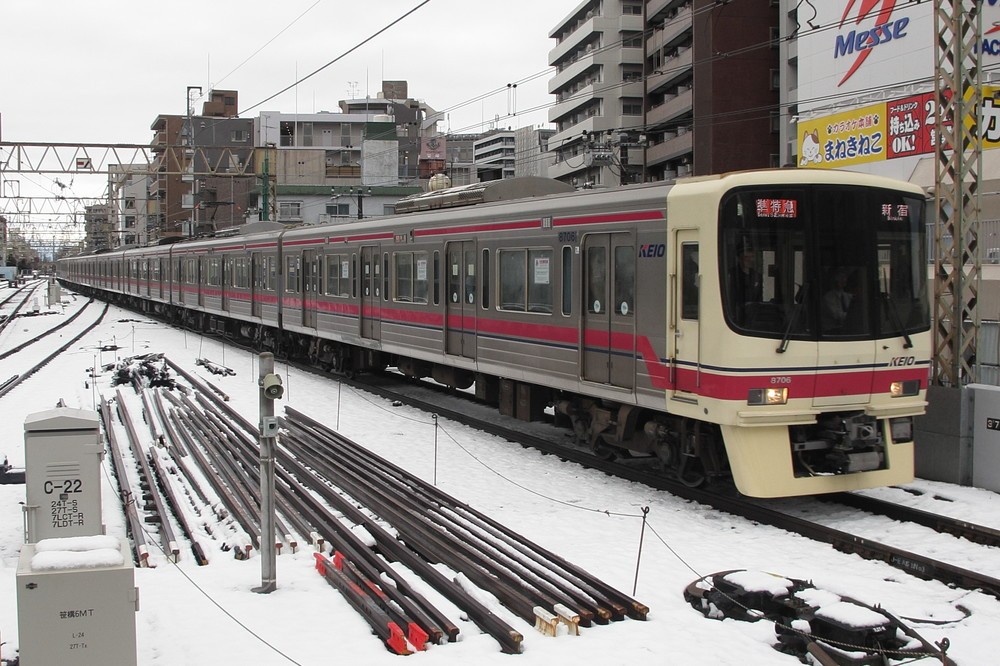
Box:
[889,380,920,397]
[747,388,788,405]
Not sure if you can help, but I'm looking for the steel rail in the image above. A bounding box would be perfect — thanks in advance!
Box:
[0,283,40,336]
[195,403,297,552]
[343,373,1000,602]
[271,432,521,653]
[176,398,262,553]
[0,297,95,361]
[0,302,109,399]
[272,466,450,647]
[825,492,1000,549]
[99,397,150,566]
[284,405,649,622]
[114,390,180,562]
[279,417,606,627]
[170,407,258,553]
[279,420,549,625]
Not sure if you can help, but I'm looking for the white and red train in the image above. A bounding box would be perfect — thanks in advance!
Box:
[57,169,931,497]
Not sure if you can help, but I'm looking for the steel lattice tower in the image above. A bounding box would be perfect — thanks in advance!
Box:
[933,0,983,387]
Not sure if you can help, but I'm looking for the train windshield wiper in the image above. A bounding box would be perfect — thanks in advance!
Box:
[776,282,807,354]
[880,292,913,349]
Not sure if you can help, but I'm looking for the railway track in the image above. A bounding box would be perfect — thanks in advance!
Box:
[0,281,44,336]
[0,300,109,400]
[338,370,1000,602]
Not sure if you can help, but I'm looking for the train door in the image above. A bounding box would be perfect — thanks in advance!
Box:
[198,257,206,308]
[221,256,230,311]
[302,249,319,329]
[445,241,476,359]
[251,252,263,318]
[581,233,635,388]
[360,245,381,341]
[670,229,700,397]
[176,258,185,305]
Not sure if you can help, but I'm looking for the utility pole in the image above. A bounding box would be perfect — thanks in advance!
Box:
[254,352,282,594]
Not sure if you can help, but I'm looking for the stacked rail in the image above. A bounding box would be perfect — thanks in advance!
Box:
[280,408,649,629]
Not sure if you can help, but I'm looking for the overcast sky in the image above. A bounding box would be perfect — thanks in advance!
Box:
[1,1,574,243]
[3,0,572,144]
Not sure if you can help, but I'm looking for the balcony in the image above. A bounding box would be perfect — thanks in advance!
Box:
[646,0,688,23]
[550,86,597,122]
[548,155,590,181]
[646,4,692,58]
[548,17,598,66]
[549,51,603,94]
[645,128,693,166]
[646,47,693,94]
[646,87,692,127]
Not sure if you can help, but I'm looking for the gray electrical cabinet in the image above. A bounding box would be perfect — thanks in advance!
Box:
[23,407,104,542]
[16,537,138,666]
[971,383,1000,492]
[47,278,61,307]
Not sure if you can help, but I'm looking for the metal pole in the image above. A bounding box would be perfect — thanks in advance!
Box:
[254,352,278,593]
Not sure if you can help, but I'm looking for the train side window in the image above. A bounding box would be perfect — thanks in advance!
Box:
[394,251,428,303]
[353,254,359,299]
[681,243,699,320]
[614,245,634,316]
[528,249,552,313]
[415,252,429,304]
[433,251,440,306]
[382,253,388,301]
[561,246,572,316]
[499,248,552,313]
[324,254,349,297]
[285,256,301,293]
[587,246,607,314]
[499,249,526,311]
[481,249,490,309]
[266,256,277,291]
[464,249,476,306]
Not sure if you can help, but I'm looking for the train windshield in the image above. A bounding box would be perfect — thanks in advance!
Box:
[720,185,929,342]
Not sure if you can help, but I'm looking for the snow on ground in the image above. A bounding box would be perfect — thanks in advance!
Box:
[1,285,997,665]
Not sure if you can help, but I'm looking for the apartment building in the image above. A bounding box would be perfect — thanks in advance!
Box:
[547,0,779,186]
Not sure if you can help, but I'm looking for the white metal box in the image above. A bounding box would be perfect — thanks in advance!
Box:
[16,536,138,666]
[23,407,104,542]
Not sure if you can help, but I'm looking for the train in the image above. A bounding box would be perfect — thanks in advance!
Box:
[57,168,931,498]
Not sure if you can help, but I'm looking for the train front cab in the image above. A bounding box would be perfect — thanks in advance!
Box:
[667,171,929,498]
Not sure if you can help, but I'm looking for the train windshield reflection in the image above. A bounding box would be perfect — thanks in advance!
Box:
[720,185,929,341]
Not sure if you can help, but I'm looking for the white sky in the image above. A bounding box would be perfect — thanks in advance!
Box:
[2,281,999,664]
[2,0,572,144]
[2,0,574,252]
